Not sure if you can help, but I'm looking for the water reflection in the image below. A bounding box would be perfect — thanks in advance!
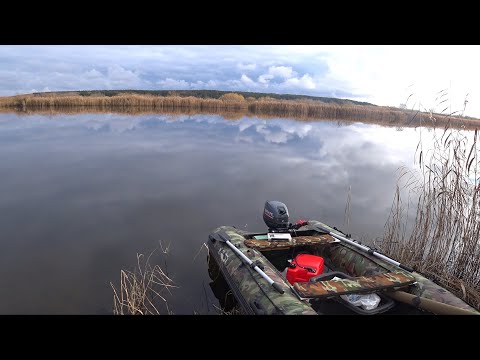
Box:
[0,112,433,314]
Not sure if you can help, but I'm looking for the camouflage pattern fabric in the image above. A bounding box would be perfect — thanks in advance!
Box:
[409,272,479,313]
[294,270,416,298]
[305,220,389,276]
[208,222,478,314]
[319,243,388,276]
[305,220,479,312]
[244,234,337,251]
[209,226,317,315]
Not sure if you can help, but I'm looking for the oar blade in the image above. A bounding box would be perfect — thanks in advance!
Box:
[399,263,414,272]
[272,282,285,294]
[312,224,331,235]
[209,231,230,243]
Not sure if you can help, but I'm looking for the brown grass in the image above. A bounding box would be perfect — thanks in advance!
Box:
[110,250,177,315]
[0,93,248,111]
[379,114,480,310]
[212,304,242,315]
[0,106,248,120]
[2,92,480,130]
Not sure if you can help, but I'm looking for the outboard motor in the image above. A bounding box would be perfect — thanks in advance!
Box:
[263,200,289,231]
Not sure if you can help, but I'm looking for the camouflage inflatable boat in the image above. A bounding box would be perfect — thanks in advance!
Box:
[207,202,479,315]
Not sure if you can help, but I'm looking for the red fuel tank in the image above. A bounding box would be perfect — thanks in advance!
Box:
[286,254,324,285]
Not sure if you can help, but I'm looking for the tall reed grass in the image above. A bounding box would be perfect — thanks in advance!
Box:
[379,114,480,310]
[2,92,479,129]
[110,250,176,315]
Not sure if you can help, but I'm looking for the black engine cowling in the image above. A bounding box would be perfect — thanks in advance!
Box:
[263,200,289,231]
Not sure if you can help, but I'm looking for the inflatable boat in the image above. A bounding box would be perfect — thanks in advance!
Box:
[207,201,479,315]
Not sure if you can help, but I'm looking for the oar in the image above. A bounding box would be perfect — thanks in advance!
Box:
[209,231,285,294]
[312,224,414,272]
[386,290,480,315]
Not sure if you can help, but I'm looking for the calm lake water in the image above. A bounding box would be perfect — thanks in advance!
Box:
[0,112,428,314]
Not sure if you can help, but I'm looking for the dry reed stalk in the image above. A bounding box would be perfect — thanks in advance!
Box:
[111,250,177,315]
[212,303,242,315]
[343,185,352,233]
[379,111,480,310]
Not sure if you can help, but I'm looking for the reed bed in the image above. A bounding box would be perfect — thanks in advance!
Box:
[379,115,480,310]
[2,92,480,130]
[0,106,248,120]
[0,93,248,111]
[110,251,177,315]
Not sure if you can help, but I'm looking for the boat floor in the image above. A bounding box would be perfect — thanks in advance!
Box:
[310,297,431,315]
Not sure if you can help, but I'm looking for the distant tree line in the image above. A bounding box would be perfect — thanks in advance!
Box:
[3,90,477,130]
[30,89,375,107]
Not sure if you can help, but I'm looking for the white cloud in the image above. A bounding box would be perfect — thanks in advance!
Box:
[107,65,142,87]
[279,123,313,138]
[238,120,255,132]
[190,80,216,89]
[258,74,273,84]
[254,122,292,144]
[157,78,190,89]
[237,63,256,71]
[2,45,480,117]
[240,74,256,87]
[320,45,480,116]
[268,65,294,79]
[265,132,290,144]
[283,74,316,90]
[84,69,104,80]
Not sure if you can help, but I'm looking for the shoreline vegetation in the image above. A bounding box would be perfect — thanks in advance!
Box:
[379,123,480,310]
[1,90,480,130]
[111,250,176,315]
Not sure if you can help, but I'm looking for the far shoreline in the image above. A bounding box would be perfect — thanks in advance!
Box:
[1,90,479,130]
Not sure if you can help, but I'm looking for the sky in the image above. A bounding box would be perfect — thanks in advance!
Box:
[1,45,480,117]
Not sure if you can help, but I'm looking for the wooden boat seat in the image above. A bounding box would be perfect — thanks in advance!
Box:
[293,270,416,298]
[244,234,337,251]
